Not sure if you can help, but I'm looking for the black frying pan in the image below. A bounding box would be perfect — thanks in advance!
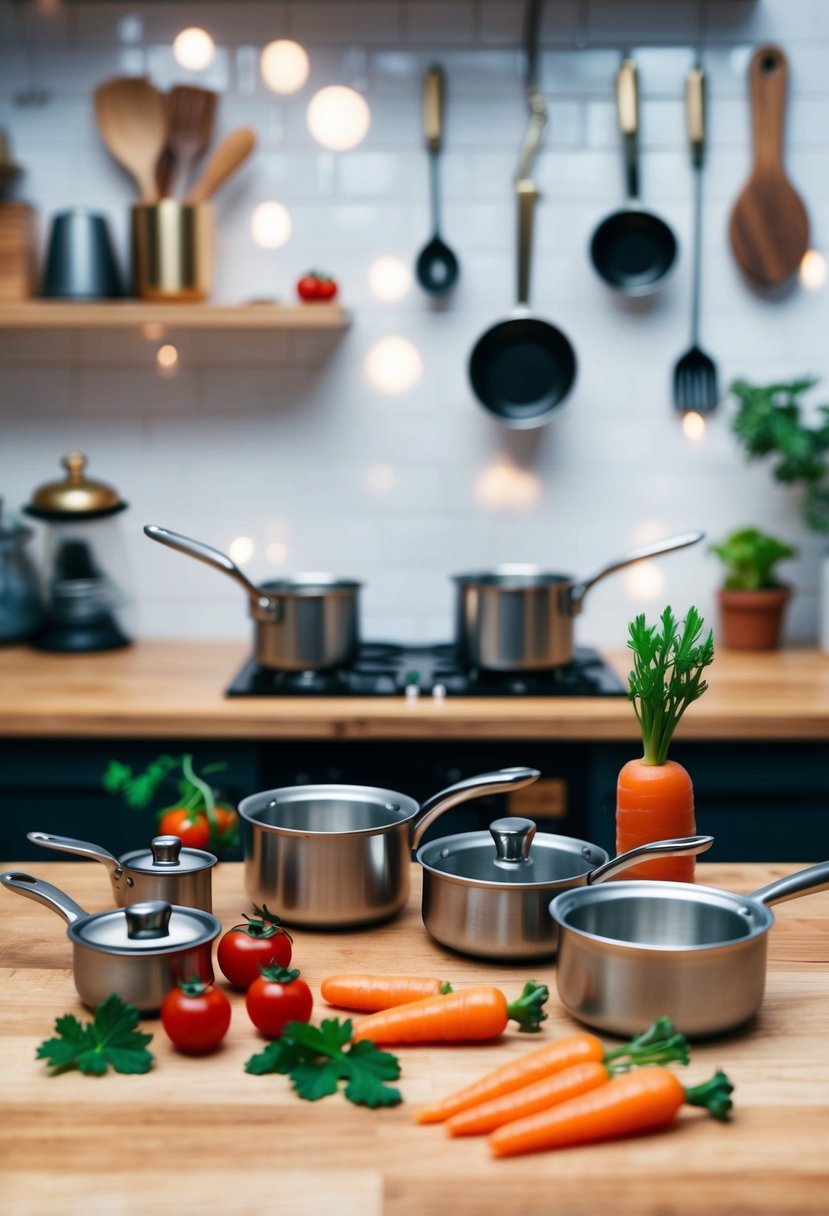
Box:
[590,57,678,295]
[469,179,576,428]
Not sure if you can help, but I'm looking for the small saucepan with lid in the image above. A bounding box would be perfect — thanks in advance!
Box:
[27,831,216,913]
[0,871,220,1012]
[416,816,713,960]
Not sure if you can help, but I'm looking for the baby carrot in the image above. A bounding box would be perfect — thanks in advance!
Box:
[447,1061,610,1136]
[489,1067,734,1157]
[321,974,452,1012]
[415,1017,686,1125]
[351,981,548,1045]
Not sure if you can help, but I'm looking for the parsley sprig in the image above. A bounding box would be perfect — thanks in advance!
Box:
[36,994,154,1077]
[627,605,714,766]
[245,1018,402,1108]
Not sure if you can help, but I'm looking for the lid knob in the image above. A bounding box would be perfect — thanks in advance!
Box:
[24,452,127,520]
[490,816,536,865]
[150,835,183,866]
[125,900,172,940]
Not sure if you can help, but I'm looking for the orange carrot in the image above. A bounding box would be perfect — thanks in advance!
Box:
[414,1017,687,1125]
[351,981,548,1045]
[616,758,697,881]
[489,1067,733,1157]
[447,1061,610,1136]
[321,974,452,1012]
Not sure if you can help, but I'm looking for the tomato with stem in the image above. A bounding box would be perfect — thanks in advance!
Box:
[246,966,313,1039]
[161,978,231,1054]
[218,906,293,990]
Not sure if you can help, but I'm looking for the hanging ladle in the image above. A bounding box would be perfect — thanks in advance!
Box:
[415,65,459,295]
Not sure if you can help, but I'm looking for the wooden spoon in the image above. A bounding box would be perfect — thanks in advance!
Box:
[729,45,809,286]
[93,77,167,202]
[157,85,218,199]
[184,128,257,204]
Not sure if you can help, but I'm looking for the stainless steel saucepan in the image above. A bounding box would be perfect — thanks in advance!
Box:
[454,531,704,671]
[238,767,540,929]
[550,860,829,1037]
[144,524,360,672]
[417,816,713,960]
[0,871,220,1013]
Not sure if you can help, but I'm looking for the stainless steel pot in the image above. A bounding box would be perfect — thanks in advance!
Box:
[0,871,220,1013]
[238,767,540,929]
[27,832,216,912]
[549,860,829,1037]
[144,524,360,672]
[417,817,713,960]
[454,531,704,671]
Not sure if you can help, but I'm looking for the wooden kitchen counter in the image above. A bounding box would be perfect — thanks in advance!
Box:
[1,860,827,1215]
[2,640,829,740]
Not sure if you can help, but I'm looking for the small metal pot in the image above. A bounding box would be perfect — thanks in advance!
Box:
[454,532,703,671]
[144,525,360,672]
[238,767,540,929]
[549,860,829,1037]
[27,832,216,912]
[417,817,713,960]
[0,871,220,1013]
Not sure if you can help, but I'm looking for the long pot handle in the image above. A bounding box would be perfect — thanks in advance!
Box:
[569,531,705,616]
[410,766,540,851]
[0,871,87,925]
[27,832,123,881]
[750,859,829,908]
[587,834,714,885]
[144,524,278,615]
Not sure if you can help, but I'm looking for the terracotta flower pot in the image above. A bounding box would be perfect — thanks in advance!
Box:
[717,587,791,651]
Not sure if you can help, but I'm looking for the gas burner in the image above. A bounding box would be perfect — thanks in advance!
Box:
[226,643,626,698]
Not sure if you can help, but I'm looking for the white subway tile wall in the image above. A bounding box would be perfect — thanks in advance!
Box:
[1,0,828,647]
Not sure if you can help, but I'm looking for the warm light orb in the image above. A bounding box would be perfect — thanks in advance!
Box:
[142,322,165,342]
[623,561,667,601]
[156,344,178,370]
[800,249,827,291]
[261,40,310,94]
[368,256,412,302]
[172,27,215,72]
[681,410,706,442]
[266,541,288,565]
[307,86,371,151]
[229,536,255,565]
[251,201,292,249]
[475,458,541,510]
[364,463,396,493]
[364,336,423,395]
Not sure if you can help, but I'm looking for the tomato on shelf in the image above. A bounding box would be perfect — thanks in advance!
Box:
[296,271,338,302]
[161,978,232,1054]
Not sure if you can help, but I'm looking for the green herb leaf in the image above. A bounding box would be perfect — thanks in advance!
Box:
[36,994,154,1077]
[245,1018,402,1108]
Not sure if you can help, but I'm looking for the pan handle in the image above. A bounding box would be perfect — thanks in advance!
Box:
[27,832,123,882]
[617,56,640,201]
[587,835,714,885]
[516,178,538,308]
[410,767,540,851]
[568,531,705,616]
[144,524,280,617]
[0,871,87,925]
[750,859,829,908]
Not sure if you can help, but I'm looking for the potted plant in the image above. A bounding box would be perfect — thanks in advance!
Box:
[710,527,797,650]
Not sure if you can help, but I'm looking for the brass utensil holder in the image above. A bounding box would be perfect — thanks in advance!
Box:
[131,200,212,301]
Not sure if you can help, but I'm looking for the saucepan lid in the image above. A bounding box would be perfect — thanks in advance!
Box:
[121,835,217,875]
[69,900,219,953]
[417,818,608,888]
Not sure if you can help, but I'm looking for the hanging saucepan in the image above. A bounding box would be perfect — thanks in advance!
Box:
[238,767,540,929]
[549,860,829,1037]
[27,832,216,912]
[144,524,360,672]
[417,816,712,961]
[454,531,704,671]
[0,871,220,1013]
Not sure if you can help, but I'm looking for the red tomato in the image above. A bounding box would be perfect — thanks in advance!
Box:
[158,808,210,850]
[315,278,338,301]
[217,906,293,990]
[161,978,231,1054]
[296,271,338,302]
[246,966,313,1039]
[297,275,321,300]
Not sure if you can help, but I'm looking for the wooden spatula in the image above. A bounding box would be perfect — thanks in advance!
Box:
[729,45,809,286]
[184,128,256,204]
[93,76,167,202]
[157,85,218,199]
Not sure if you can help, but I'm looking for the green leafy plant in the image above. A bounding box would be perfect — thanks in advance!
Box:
[730,378,829,531]
[103,753,237,851]
[710,527,797,591]
[36,994,153,1077]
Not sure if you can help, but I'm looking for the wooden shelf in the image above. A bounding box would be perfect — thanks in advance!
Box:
[0,301,351,331]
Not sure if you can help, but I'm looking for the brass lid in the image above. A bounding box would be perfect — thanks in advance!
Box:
[25,453,127,520]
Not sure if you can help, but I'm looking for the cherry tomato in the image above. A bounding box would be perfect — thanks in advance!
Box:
[296,271,338,302]
[297,274,321,300]
[315,278,338,301]
[158,808,210,850]
[161,978,231,1054]
[246,966,313,1039]
[218,905,293,990]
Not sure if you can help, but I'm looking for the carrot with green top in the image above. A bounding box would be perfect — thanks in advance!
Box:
[321,974,452,1012]
[351,981,548,1045]
[415,1017,687,1125]
[489,1067,733,1157]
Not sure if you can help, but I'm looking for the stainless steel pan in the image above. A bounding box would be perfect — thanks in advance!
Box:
[144,524,360,672]
[549,860,829,1037]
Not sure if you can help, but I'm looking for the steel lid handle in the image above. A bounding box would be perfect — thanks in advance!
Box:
[125,901,172,940]
[410,767,541,851]
[490,817,536,864]
[150,836,183,867]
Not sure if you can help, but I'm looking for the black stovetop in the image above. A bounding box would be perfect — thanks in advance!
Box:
[225,643,627,698]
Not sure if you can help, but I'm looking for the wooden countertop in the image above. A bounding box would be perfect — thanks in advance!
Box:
[2,640,829,741]
[1,860,827,1215]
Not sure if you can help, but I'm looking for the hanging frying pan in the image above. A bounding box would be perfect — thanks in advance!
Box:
[590,56,678,295]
